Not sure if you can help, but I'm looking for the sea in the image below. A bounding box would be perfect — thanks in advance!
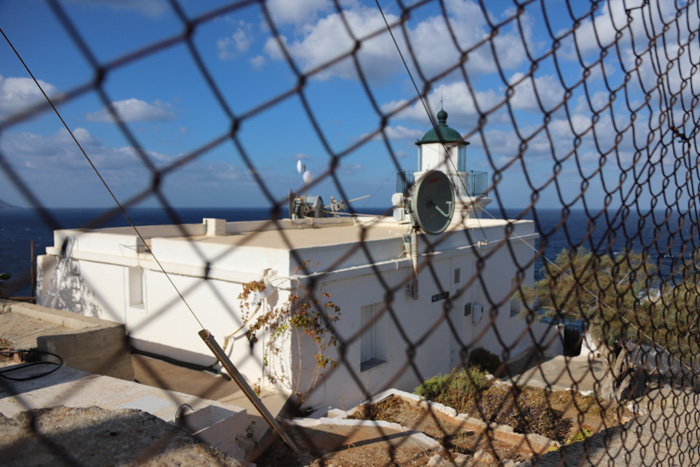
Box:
[0,206,696,298]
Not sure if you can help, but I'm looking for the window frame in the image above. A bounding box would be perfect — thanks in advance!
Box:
[360,303,387,372]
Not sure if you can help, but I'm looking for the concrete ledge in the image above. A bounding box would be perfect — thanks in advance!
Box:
[1,300,112,330]
[289,416,440,451]
[0,300,133,381]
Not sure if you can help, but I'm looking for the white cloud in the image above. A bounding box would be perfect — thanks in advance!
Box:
[1,127,166,172]
[472,104,667,182]
[250,55,266,70]
[339,162,363,175]
[264,1,532,83]
[0,128,242,190]
[508,72,566,112]
[558,0,683,61]
[360,125,423,142]
[207,161,240,180]
[266,6,400,82]
[263,35,287,60]
[0,75,60,119]
[217,22,254,60]
[573,91,614,114]
[409,0,529,76]
[85,98,176,123]
[384,126,423,140]
[381,82,501,127]
[70,0,167,17]
[267,0,331,26]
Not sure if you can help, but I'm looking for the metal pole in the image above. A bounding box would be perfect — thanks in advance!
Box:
[30,240,35,299]
[198,329,300,454]
[411,229,419,300]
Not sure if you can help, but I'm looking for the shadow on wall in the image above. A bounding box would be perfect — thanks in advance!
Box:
[37,255,107,320]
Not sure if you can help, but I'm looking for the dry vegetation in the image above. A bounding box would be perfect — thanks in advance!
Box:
[349,387,633,462]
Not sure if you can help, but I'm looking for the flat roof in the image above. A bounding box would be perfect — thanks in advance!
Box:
[165,217,532,250]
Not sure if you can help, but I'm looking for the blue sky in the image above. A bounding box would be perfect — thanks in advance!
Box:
[0,0,696,212]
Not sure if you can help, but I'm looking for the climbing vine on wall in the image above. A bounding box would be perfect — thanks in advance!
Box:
[239,261,341,400]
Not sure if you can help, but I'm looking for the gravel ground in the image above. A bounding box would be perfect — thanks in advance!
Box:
[0,406,242,466]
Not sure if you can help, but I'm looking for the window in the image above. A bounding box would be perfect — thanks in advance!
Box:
[361,303,386,371]
[458,145,467,172]
[454,268,461,284]
[128,267,145,311]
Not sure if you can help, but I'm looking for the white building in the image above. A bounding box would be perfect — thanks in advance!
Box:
[37,112,560,410]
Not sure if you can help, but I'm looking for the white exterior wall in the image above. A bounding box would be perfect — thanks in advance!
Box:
[37,225,296,386]
[134,271,273,378]
[37,255,127,323]
[296,220,551,410]
[36,217,553,410]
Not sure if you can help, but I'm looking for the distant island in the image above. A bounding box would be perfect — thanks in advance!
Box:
[0,199,21,209]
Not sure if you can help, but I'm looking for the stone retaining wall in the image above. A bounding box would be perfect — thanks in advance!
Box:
[339,388,554,456]
[0,300,133,380]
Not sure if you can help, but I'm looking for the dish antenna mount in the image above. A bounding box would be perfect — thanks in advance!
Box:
[400,170,455,300]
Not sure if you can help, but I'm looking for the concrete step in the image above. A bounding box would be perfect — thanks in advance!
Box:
[174,404,247,459]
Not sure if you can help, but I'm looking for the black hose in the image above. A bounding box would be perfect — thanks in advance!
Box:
[0,349,64,381]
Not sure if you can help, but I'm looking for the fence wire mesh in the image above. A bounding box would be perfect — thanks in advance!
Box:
[1,0,699,465]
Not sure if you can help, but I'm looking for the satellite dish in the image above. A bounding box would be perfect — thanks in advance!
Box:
[297,160,303,174]
[303,170,313,184]
[410,170,454,235]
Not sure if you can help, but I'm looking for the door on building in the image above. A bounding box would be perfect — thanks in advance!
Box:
[449,303,464,370]
[449,259,466,370]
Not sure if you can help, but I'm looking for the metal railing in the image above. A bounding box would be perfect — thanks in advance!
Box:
[468,171,488,197]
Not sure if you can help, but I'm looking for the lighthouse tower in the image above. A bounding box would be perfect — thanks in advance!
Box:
[410,109,491,222]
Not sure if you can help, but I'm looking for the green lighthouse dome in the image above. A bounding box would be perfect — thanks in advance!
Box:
[417,109,464,144]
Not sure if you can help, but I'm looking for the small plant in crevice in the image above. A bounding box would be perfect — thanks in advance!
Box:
[245,420,256,441]
[565,426,593,445]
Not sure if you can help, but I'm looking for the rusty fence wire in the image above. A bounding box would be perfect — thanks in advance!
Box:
[1,0,700,465]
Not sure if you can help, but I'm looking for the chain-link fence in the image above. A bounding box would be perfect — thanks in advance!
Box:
[1,0,699,465]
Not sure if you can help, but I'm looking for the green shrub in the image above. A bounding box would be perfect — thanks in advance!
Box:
[415,372,448,400]
[467,347,502,374]
[416,369,577,441]
[415,367,491,413]
[449,367,489,395]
